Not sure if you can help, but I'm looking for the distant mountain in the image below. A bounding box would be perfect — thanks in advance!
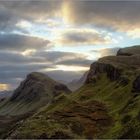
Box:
[67,71,89,91]
[0,91,13,99]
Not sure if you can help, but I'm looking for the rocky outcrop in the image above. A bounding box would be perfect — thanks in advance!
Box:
[86,62,121,83]
[86,46,140,84]
[10,72,71,102]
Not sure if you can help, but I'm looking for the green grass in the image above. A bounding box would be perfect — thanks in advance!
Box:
[0,69,139,139]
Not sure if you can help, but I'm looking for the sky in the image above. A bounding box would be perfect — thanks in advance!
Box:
[0,0,140,91]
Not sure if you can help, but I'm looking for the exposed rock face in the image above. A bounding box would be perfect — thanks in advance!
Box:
[132,75,140,92]
[86,46,140,84]
[86,62,121,83]
[10,72,71,102]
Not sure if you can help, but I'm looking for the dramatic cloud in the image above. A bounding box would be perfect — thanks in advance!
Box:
[57,29,114,46]
[0,0,140,90]
[0,33,50,50]
[0,1,62,21]
[33,51,89,62]
[0,51,45,64]
[0,6,18,32]
[56,58,93,67]
[1,1,140,35]
[62,1,140,38]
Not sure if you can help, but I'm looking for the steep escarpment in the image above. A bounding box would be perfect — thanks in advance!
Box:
[84,46,140,138]
[3,46,140,139]
[86,47,140,84]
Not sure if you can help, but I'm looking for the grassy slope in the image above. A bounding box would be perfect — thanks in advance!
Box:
[9,70,140,139]
[0,72,70,138]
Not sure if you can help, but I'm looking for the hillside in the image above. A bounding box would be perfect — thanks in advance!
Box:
[0,72,71,138]
[5,45,140,139]
[0,46,140,139]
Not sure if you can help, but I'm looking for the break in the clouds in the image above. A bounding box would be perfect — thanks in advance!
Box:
[0,0,140,90]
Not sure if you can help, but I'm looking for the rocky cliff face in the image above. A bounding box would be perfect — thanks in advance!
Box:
[86,62,121,83]
[86,46,140,89]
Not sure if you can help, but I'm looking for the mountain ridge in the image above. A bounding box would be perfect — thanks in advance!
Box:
[0,45,140,139]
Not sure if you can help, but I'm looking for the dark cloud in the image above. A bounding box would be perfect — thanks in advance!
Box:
[64,1,140,31]
[0,6,18,31]
[0,33,50,50]
[0,1,63,33]
[0,1,140,33]
[0,1,62,23]
[0,51,45,64]
[33,51,88,62]
[1,1,62,18]
[59,30,112,45]
[56,58,92,67]
[0,63,54,72]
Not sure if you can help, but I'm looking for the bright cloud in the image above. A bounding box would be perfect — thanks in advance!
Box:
[0,83,10,91]
[16,20,32,28]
